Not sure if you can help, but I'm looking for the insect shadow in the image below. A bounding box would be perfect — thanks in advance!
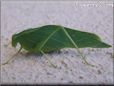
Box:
[24,50,61,57]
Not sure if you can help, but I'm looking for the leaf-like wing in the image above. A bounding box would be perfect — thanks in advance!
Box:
[65,27,111,48]
[12,25,111,53]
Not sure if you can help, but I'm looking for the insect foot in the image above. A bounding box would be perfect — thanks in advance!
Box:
[82,58,95,67]
[48,63,57,68]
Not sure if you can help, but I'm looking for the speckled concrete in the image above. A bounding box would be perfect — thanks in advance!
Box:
[1,0,113,84]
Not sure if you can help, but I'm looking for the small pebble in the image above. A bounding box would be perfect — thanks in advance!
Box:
[58,66,62,69]
[61,60,68,67]
[64,51,69,54]
[79,76,83,79]
[71,55,74,57]
[47,72,53,75]
[97,70,102,74]
[12,76,16,80]
[68,81,73,84]
[61,78,63,80]
[70,69,72,71]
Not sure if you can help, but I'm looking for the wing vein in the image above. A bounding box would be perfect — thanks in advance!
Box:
[38,29,60,50]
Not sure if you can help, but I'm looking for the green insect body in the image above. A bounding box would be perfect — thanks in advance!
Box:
[1,25,111,67]
[12,25,111,54]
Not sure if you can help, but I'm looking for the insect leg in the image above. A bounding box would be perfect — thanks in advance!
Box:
[0,46,22,66]
[82,56,95,67]
[40,50,57,68]
[61,26,95,67]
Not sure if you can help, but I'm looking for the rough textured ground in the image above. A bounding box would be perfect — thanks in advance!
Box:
[1,0,113,84]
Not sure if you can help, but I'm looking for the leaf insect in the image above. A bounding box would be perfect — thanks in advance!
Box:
[1,25,111,67]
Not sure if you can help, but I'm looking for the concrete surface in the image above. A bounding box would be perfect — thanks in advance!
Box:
[1,0,113,84]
